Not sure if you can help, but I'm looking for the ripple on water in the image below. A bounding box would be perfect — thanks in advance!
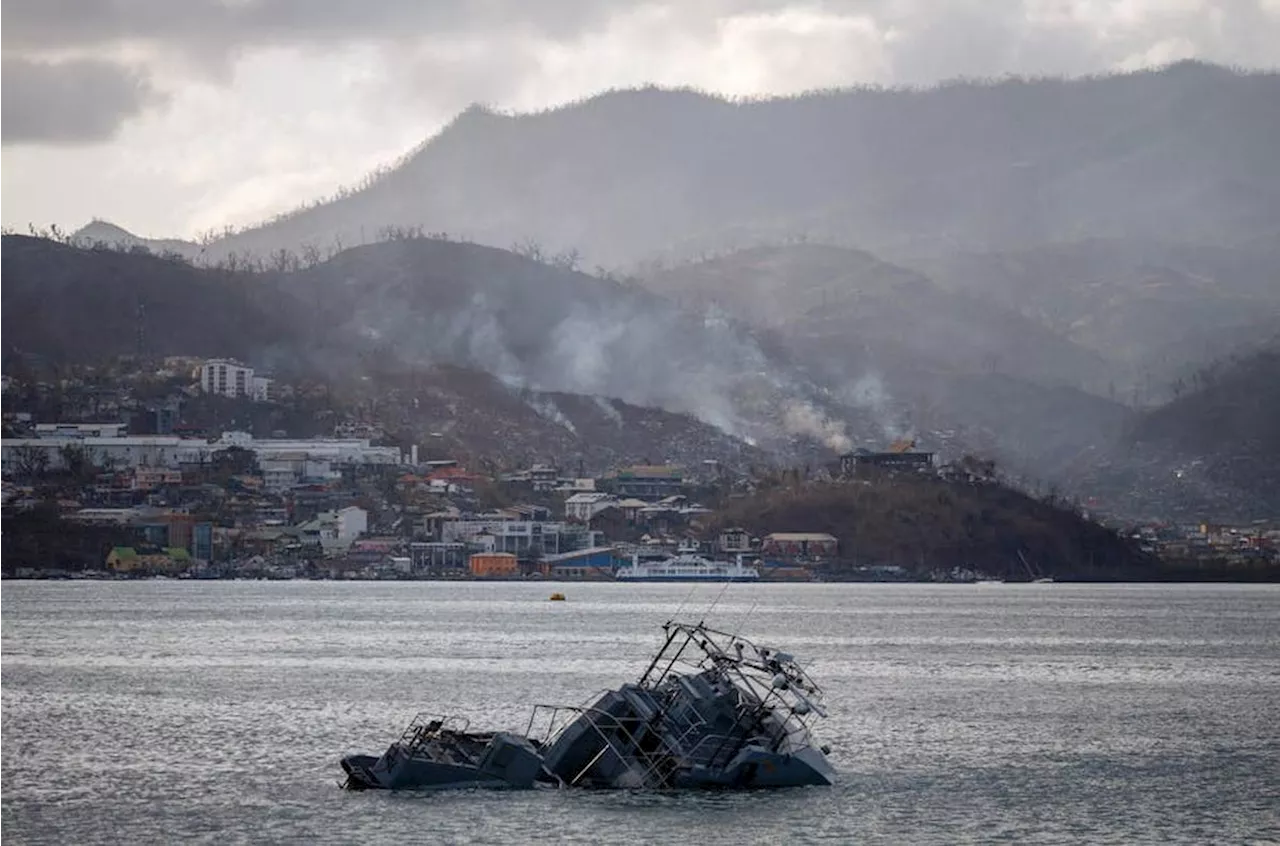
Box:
[3,581,1279,845]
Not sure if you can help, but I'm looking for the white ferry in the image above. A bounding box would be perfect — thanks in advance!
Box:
[615,553,761,582]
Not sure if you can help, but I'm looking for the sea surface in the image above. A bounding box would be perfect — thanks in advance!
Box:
[2,581,1278,845]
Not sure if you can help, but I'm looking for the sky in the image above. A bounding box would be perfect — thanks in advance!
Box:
[3,0,1279,240]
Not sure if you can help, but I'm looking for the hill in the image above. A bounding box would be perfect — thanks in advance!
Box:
[19,233,1136,472]
[641,243,1129,477]
[707,479,1155,580]
[643,244,1108,388]
[1068,346,1280,520]
[0,234,865,460]
[0,237,772,472]
[1128,347,1280,511]
[918,239,1280,400]
[0,235,297,363]
[238,237,893,454]
[85,62,1280,267]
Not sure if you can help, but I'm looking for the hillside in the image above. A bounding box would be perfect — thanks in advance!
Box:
[642,244,1128,476]
[17,233,1134,473]
[643,243,1109,388]
[178,363,769,474]
[1066,347,1280,521]
[1128,347,1280,511]
[919,239,1280,399]
[250,237,895,454]
[707,479,1154,580]
[84,62,1280,267]
[0,234,870,460]
[0,235,299,363]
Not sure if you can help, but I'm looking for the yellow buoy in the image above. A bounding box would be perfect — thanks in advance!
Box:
[549,592,566,601]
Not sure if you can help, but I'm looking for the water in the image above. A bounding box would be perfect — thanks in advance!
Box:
[3,581,1278,845]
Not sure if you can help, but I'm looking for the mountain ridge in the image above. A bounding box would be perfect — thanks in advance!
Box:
[73,61,1280,268]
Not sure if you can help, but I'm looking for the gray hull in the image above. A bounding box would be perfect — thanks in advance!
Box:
[341,730,547,791]
[539,672,837,790]
[673,745,837,788]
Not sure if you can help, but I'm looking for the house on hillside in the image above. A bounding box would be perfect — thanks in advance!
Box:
[717,528,753,554]
[564,492,617,522]
[607,465,684,501]
[298,505,368,555]
[839,447,935,477]
[761,532,838,560]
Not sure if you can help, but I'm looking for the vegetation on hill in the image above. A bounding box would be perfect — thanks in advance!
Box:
[1127,347,1280,509]
[98,62,1278,267]
[708,476,1155,580]
[0,235,297,363]
[2,503,135,573]
[920,239,1280,400]
[640,243,1133,480]
[0,236,777,469]
[0,233,896,460]
[1130,347,1280,452]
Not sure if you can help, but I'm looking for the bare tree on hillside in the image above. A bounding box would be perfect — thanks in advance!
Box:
[12,445,50,481]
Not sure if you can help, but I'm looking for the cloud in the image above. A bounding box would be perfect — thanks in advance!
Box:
[1,1,1277,233]
[0,0,621,59]
[1,57,165,145]
[5,1,1278,76]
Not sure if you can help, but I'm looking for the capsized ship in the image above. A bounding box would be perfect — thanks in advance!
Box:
[340,621,835,791]
[340,715,551,791]
[531,621,834,788]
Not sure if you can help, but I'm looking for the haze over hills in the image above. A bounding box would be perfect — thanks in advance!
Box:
[642,243,1110,390]
[919,239,1280,400]
[25,61,1280,519]
[74,62,1280,269]
[1,235,888,461]
[1073,345,1280,520]
[5,230,1138,485]
[67,61,1280,400]
[0,236,775,471]
[640,243,1131,477]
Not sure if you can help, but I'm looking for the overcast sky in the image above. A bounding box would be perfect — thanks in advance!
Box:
[3,0,1278,240]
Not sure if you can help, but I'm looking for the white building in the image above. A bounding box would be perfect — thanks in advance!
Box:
[199,359,273,401]
[34,422,128,439]
[1,436,210,475]
[300,506,368,554]
[440,518,599,556]
[2,432,401,478]
[249,436,400,466]
[564,492,617,522]
[200,359,254,398]
[251,376,274,402]
[259,457,340,493]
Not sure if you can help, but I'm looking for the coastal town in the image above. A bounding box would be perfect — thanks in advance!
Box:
[4,354,1276,582]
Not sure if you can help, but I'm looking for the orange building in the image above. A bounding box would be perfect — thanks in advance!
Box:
[469,553,519,578]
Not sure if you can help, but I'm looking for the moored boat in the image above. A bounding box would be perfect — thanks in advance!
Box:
[615,553,760,582]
